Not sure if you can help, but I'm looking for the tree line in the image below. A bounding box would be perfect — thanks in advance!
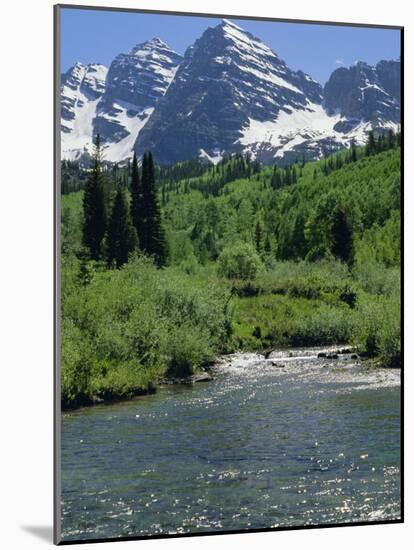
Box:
[82,135,167,268]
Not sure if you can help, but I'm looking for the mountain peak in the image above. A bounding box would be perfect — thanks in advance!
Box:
[220,18,244,30]
[324,58,400,124]
[130,37,175,55]
[65,62,107,79]
[211,18,279,61]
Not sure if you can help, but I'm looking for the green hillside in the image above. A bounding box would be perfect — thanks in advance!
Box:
[61,137,401,409]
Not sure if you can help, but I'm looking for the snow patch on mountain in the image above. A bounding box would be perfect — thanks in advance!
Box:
[199,148,223,165]
[237,102,381,160]
[62,97,101,160]
[101,105,154,162]
[61,63,108,161]
[236,64,303,94]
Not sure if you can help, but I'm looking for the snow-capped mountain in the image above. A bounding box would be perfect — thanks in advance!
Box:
[136,20,400,165]
[61,20,400,166]
[93,38,182,162]
[60,39,182,162]
[324,60,400,129]
[136,19,326,165]
[61,63,108,160]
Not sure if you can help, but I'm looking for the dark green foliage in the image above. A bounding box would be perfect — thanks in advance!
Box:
[78,257,94,286]
[252,325,262,339]
[387,129,396,149]
[157,158,210,184]
[339,284,358,308]
[141,152,168,266]
[82,135,107,260]
[366,131,376,156]
[264,234,272,256]
[331,206,354,264]
[271,167,283,189]
[130,152,144,248]
[351,141,357,163]
[106,184,138,268]
[62,160,87,194]
[365,129,400,157]
[254,218,264,254]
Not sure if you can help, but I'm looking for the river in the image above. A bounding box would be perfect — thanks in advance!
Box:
[60,348,401,541]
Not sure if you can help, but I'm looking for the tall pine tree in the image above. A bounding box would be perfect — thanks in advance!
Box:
[130,152,143,251]
[82,134,107,260]
[350,141,357,162]
[106,183,138,268]
[366,130,377,156]
[254,217,264,255]
[141,152,168,267]
[331,206,354,265]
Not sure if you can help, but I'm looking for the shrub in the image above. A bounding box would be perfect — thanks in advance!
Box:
[339,284,358,308]
[165,325,213,378]
[288,305,352,346]
[252,325,262,339]
[218,242,263,280]
[91,362,156,401]
[351,294,400,366]
[287,274,324,299]
[61,319,95,408]
[61,256,233,407]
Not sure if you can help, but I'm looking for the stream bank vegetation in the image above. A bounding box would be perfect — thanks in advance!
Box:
[61,131,401,409]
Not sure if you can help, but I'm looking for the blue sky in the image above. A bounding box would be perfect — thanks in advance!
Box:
[60,7,400,84]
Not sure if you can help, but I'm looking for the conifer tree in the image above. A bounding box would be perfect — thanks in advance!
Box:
[264,234,272,256]
[335,155,343,170]
[351,141,357,163]
[292,166,297,184]
[387,129,396,149]
[82,134,107,260]
[254,218,264,255]
[203,230,218,260]
[366,130,376,156]
[130,152,144,250]
[106,183,138,268]
[331,206,354,264]
[78,257,94,286]
[284,166,291,185]
[141,152,168,267]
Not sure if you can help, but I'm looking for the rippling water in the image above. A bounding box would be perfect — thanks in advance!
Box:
[61,349,401,541]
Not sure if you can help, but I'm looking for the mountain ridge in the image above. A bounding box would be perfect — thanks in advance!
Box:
[60,20,400,166]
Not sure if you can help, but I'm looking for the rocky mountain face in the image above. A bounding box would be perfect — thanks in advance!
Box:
[324,60,401,133]
[135,20,325,165]
[61,20,400,166]
[93,39,182,162]
[61,39,182,162]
